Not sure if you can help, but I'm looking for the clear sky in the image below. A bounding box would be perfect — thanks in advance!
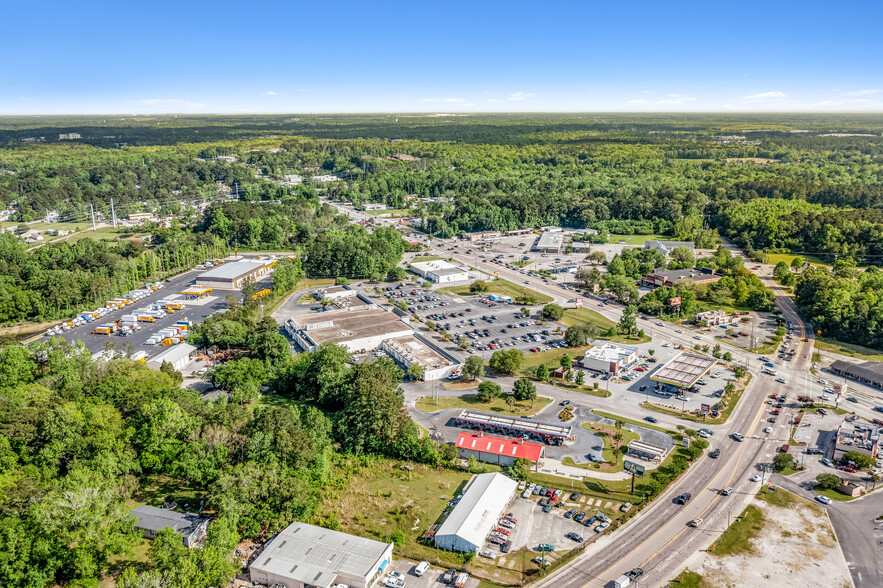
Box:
[2,0,882,114]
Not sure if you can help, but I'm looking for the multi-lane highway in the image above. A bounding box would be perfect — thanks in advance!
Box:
[328,200,874,588]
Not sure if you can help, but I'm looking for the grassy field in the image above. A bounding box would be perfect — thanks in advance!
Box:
[815,337,883,361]
[438,278,553,304]
[414,393,553,416]
[813,486,859,501]
[668,570,705,588]
[560,307,616,330]
[521,345,591,370]
[410,255,448,263]
[526,471,635,511]
[591,410,680,437]
[605,233,669,246]
[366,208,413,217]
[709,504,763,556]
[559,308,651,344]
[297,293,318,304]
[293,277,335,291]
[323,461,477,567]
[764,252,831,268]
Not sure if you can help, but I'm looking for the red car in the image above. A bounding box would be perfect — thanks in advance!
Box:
[635,367,645,372]
[841,466,857,473]
[503,513,517,523]
[495,528,511,536]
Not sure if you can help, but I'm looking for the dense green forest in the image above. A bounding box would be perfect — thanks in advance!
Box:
[0,290,443,587]
[3,114,883,265]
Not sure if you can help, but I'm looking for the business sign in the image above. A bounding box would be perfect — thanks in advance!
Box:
[623,460,645,477]
[833,383,846,394]
[575,297,583,308]
[670,297,682,306]
[700,403,711,414]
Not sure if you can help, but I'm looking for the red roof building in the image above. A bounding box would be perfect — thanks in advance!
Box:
[455,431,545,465]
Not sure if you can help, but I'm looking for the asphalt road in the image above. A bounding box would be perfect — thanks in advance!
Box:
[333,201,883,588]
[774,473,883,588]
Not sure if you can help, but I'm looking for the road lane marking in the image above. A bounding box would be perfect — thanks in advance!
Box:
[576,377,772,587]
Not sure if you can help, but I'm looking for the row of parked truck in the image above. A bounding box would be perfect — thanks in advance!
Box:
[45,282,167,338]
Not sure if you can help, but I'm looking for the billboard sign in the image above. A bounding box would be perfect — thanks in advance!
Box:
[623,460,645,477]
[575,297,583,308]
[833,383,846,394]
[700,403,711,414]
[670,297,682,306]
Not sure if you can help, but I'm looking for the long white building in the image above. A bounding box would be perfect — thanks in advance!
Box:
[434,472,518,553]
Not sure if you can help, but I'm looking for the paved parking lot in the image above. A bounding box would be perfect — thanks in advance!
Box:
[46,268,243,360]
[383,560,479,588]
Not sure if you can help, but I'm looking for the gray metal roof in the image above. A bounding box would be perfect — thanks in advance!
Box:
[434,472,518,550]
[132,505,207,535]
[197,260,271,280]
[831,360,883,384]
[250,522,392,587]
[147,343,196,367]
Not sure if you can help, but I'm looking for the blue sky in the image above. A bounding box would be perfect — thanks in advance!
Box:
[2,1,882,114]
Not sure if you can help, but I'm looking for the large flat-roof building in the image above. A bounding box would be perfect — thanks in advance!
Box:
[249,521,393,588]
[651,352,717,389]
[380,334,461,381]
[829,360,883,391]
[410,260,469,283]
[643,267,721,288]
[195,259,276,289]
[284,306,413,353]
[578,343,638,375]
[434,473,518,553]
[455,432,545,465]
[535,231,565,253]
[131,505,210,547]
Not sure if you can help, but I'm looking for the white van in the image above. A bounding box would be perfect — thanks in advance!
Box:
[454,572,469,588]
[414,561,430,577]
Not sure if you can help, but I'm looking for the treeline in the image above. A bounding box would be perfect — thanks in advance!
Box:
[0,231,228,324]
[711,198,883,262]
[795,265,883,349]
[0,319,446,587]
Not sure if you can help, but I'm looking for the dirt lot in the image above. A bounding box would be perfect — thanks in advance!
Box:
[690,490,852,587]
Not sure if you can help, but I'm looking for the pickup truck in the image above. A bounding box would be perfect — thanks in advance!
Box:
[614,568,644,588]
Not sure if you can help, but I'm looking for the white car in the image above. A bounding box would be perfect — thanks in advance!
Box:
[662,342,671,347]
[749,475,762,482]
[675,329,684,333]
[816,495,832,505]
[763,427,772,433]
[776,378,787,384]
[479,549,496,559]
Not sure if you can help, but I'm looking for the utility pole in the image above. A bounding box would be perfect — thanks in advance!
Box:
[111,198,117,228]
[90,204,96,230]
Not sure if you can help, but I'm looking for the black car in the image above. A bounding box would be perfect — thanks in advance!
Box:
[566,532,584,542]
[574,511,586,523]
[500,541,511,553]
[584,516,597,527]
[570,492,581,501]
[639,385,647,391]
[804,448,823,455]
[675,492,692,505]
[644,416,658,423]
[564,509,576,519]
[709,449,721,459]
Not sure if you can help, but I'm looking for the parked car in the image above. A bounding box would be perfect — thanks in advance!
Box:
[574,511,586,523]
[565,532,584,542]
[538,543,555,552]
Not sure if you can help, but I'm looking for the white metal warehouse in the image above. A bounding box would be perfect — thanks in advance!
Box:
[434,472,518,553]
[249,521,394,588]
[146,343,197,371]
